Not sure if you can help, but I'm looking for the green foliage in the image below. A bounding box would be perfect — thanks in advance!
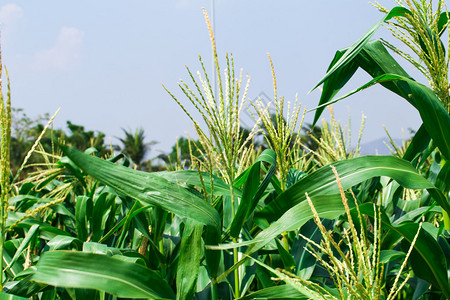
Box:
[0,1,449,299]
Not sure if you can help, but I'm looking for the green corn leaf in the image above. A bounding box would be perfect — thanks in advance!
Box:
[275,238,296,271]
[402,124,431,164]
[211,156,449,282]
[393,206,442,225]
[4,225,39,273]
[401,76,450,162]
[98,204,150,243]
[82,242,121,255]
[286,168,307,189]
[33,251,175,299]
[311,73,450,163]
[257,155,450,223]
[5,274,45,298]
[247,256,333,300]
[312,48,359,126]
[57,156,86,187]
[176,220,203,300]
[90,192,109,242]
[436,161,450,194]
[379,250,405,264]
[438,12,449,35]
[230,150,277,239]
[75,196,91,241]
[435,161,450,227]
[157,170,242,198]
[239,284,308,300]
[60,145,221,234]
[230,162,260,238]
[293,219,334,280]
[0,292,32,300]
[233,149,276,188]
[209,193,347,253]
[310,6,410,94]
[312,30,413,125]
[47,235,82,251]
[356,40,413,99]
[72,289,100,300]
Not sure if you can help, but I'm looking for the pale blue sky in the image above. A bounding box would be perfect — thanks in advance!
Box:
[0,1,422,155]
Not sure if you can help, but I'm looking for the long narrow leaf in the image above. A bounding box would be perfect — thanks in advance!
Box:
[230,162,260,238]
[356,40,413,99]
[4,225,39,273]
[310,6,410,93]
[33,251,175,299]
[60,145,221,234]
[239,284,307,300]
[257,155,450,222]
[230,150,277,238]
[402,124,431,164]
[176,221,203,300]
[312,48,359,125]
[0,292,31,300]
[209,193,348,252]
[311,74,450,162]
[157,170,242,198]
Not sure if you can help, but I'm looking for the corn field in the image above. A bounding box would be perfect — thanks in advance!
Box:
[0,1,449,299]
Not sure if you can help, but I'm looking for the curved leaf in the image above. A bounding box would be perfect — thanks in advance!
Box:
[356,40,414,99]
[402,124,431,164]
[156,170,242,198]
[401,76,450,161]
[33,251,175,299]
[209,193,348,253]
[310,6,410,94]
[313,39,413,125]
[176,221,203,300]
[230,149,277,238]
[60,145,221,234]
[311,74,450,162]
[257,155,450,222]
[239,284,307,300]
[47,235,82,251]
[0,292,31,300]
[312,48,359,126]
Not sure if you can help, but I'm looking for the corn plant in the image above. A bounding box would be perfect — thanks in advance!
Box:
[250,54,305,190]
[305,0,450,297]
[0,48,11,291]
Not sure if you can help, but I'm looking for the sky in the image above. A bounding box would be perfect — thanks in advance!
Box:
[0,0,423,156]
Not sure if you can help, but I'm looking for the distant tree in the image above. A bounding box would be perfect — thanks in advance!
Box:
[9,108,111,179]
[119,128,157,169]
[9,108,55,176]
[65,121,109,156]
[159,137,204,170]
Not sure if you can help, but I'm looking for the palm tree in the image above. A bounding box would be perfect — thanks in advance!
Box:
[119,128,156,169]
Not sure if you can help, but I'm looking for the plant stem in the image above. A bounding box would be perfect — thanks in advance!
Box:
[0,62,11,290]
[211,281,218,300]
[232,238,240,298]
[229,183,240,298]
